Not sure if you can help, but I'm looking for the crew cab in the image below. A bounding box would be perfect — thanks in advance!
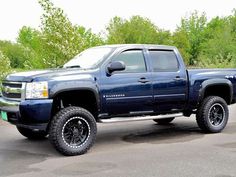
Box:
[0,44,236,156]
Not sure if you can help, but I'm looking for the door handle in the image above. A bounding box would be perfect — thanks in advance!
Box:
[138,77,150,83]
[174,76,184,81]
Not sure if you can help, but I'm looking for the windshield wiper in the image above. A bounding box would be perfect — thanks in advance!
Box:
[65,65,81,68]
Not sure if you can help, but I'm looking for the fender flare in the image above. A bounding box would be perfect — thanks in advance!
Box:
[49,81,100,110]
[198,78,233,104]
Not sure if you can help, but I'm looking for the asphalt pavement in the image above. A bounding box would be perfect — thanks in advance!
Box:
[0,105,236,177]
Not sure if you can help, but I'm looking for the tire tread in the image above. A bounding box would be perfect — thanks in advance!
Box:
[49,106,97,156]
[196,96,229,133]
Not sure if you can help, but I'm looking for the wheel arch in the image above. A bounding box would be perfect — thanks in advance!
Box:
[199,79,233,105]
[49,82,100,120]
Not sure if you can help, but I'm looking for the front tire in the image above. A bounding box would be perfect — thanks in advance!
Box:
[49,107,97,156]
[16,126,47,140]
[196,96,229,133]
[153,117,175,125]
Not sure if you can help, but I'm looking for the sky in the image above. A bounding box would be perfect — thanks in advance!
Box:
[0,0,236,41]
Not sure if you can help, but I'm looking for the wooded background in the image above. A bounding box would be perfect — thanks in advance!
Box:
[1,0,236,80]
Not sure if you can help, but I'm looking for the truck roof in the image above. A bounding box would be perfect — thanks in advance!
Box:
[94,44,177,50]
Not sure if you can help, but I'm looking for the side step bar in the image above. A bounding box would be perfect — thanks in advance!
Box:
[98,113,183,123]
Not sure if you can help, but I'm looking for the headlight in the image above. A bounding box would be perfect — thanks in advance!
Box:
[25,81,49,99]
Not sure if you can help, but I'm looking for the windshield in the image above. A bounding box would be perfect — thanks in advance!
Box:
[63,47,113,69]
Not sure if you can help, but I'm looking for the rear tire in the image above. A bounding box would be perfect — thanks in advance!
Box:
[49,106,97,156]
[16,126,47,140]
[153,117,175,125]
[196,96,229,133]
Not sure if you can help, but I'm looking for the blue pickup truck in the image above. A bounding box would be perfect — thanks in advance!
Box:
[0,44,236,156]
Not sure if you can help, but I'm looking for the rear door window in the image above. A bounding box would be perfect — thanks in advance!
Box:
[149,50,179,72]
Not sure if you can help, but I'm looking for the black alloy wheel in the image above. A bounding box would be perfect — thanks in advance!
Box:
[208,103,225,127]
[62,117,90,148]
[196,96,229,133]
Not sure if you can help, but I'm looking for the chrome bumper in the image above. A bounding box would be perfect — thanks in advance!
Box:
[0,96,20,112]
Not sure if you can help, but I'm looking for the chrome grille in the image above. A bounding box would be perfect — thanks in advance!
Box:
[1,82,24,100]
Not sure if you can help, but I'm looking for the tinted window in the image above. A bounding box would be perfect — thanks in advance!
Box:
[149,50,179,72]
[113,50,146,73]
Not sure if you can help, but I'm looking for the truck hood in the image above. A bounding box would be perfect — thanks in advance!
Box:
[5,68,97,82]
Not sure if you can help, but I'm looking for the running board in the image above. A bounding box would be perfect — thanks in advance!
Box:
[98,113,183,123]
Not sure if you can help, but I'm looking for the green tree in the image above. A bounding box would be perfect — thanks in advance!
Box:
[17,27,42,51]
[0,40,32,68]
[199,15,236,68]
[38,0,83,67]
[106,16,171,44]
[172,30,190,64]
[17,26,45,68]
[173,11,207,65]
[0,51,11,80]
[229,9,236,36]
[77,26,104,50]
[2,1,236,70]
[16,0,104,69]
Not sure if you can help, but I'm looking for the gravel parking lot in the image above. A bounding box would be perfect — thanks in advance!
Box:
[0,105,236,177]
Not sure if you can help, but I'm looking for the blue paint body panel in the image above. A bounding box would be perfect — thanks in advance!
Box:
[20,99,53,123]
[1,44,236,130]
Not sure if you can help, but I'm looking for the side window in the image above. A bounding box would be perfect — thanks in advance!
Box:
[149,50,179,72]
[113,50,146,73]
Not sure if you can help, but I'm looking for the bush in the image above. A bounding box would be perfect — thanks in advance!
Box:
[0,51,11,81]
[198,53,236,68]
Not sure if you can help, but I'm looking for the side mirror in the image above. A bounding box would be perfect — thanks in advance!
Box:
[107,61,126,74]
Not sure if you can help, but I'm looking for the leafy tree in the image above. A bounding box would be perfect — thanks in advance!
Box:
[17,27,45,68]
[16,0,104,69]
[172,30,190,64]
[38,0,83,67]
[0,51,11,80]
[173,11,207,65]
[229,9,236,36]
[106,17,125,44]
[0,40,32,68]
[1,0,236,71]
[106,16,171,44]
[17,27,42,51]
[156,29,173,45]
[77,26,104,50]
[199,15,236,68]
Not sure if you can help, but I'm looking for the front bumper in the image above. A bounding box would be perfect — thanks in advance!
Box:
[0,97,53,131]
[0,97,19,112]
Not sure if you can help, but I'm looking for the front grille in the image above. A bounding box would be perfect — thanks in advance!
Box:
[1,82,24,100]
[2,92,21,99]
[2,82,22,88]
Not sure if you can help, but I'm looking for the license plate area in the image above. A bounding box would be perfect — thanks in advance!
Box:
[1,111,8,121]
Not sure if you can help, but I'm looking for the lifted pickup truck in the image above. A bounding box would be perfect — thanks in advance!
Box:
[1,44,236,156]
